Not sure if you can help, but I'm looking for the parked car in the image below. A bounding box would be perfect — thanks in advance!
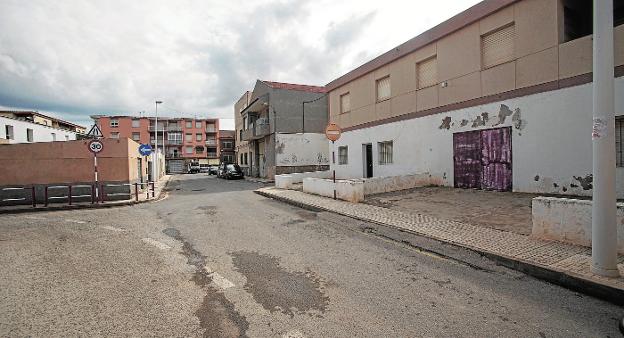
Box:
[199,164,210,173]
[217,163,244,179]
[208,165,218,175]
[188,161,201,174]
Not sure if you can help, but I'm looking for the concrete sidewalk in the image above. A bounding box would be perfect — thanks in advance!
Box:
[0,175,172,214]
[256,187,624,304]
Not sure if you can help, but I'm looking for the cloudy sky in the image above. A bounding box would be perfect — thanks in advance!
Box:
[0,0,480,129]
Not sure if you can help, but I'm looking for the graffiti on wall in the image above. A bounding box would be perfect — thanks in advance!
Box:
[275,133,330,167]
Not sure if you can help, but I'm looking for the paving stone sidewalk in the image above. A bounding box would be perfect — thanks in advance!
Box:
[256,187,624,301]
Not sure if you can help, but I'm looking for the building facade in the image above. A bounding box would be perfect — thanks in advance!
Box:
[219,130,235,164]
[326,0,624,198]
[0,110,87,134]
[235,91,252,175]
[239,80,329,179]
[92,115,220,173]
[1,114,82,144]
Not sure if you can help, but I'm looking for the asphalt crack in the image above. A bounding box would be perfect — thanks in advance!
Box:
[162,227,249,338]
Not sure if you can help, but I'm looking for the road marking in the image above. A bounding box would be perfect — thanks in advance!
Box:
[283,330,305,338]
[24,216,45,220]
[65,219,86,224]
[141,237,171,250]
[101,225,126,232]
[203,266,235,290]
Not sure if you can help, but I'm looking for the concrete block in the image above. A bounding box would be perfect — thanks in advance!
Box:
[363,173,444,195]
[303,177,364,203]
[531,197,624,253]
[275,170,332,189]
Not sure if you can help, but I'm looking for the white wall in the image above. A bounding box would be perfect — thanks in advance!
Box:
[331,78,624,198]
[276,133,330,167]
[0,116,77,144]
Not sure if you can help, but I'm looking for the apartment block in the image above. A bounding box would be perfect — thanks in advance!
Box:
[326,0,624,198]
[219,130,235,164]
[92,115,220,173]
[0,111,84,144]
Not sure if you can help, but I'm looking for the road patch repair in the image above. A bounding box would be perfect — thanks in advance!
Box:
[255,187,624,305]
[162,227,249,337]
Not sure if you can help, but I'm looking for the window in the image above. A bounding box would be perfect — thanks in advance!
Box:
[417,57,437,89]
[481,24,515,69]
[376,76,391,102]
[132,132,140,141]
[240,153,244,164]
[65,135,69,141]
[51,133,56,141]
[195,121,202,128]
[239,129,243,141]
[196,133,202,141]
[5,125,14,140]
[340,93,351,114]
[186,120,192,128]
[185,146,193,154]
[617,116,623,167]
[26,128,33,142]
[378,141,393,164]
[110,119,119,128]
[110,132,119,139]
[132,119,140,128]
[243,117,247,130]
[223,155,234,163]
[338,146,348,165]
[195,146,204,153]
[244,153,248,165]
[223,140,233,149]
[185,133,192,141]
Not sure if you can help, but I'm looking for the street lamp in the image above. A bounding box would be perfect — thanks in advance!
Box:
[154,100,163,180]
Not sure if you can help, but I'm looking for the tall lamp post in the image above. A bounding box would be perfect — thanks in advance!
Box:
[154,100,163,180]
[591,0,618,277]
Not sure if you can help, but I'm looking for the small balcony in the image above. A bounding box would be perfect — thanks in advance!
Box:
[241,120,270,141]
[148,126,166,132]
[205,139,217,146]
[206,125,217,133]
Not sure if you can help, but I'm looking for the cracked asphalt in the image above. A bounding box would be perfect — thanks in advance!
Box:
[1,174,622,337]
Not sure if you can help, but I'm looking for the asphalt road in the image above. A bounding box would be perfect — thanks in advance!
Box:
[1,174,622,337]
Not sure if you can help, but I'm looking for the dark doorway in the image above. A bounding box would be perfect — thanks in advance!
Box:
[363,144,373,178]
[137,159,143,183]
[453,127,512,191]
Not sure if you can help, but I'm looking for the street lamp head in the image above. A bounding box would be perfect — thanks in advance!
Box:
[156,100,163,104]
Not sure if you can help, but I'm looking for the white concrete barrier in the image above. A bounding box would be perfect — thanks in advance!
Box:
[362,172,444,195]
[275,170,331,189]
[303,177,364,203]
[531,197,624,253]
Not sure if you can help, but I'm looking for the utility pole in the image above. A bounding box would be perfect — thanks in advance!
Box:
[154,100,163,181]
[591,0,619,277]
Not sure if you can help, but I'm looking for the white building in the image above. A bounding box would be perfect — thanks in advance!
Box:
[1,116,79,144]
[326,0,624,198]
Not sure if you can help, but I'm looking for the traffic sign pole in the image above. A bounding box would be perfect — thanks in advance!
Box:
[88,140,104,202]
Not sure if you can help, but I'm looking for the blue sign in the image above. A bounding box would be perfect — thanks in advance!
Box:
[138,144,152,156]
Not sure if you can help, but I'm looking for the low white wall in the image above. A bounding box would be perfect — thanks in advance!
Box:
[303,177,364,203]
[275,170,331,189]
[532,197,624,253]
[363,172,445,195]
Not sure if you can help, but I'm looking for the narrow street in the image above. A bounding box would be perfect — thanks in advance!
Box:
[1,174,621,337]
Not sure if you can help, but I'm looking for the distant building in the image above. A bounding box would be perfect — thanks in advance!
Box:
[238,80,329,179]
[0,111,84,144]
[219,130,235,164]
[234,91,252,175]
[91,115,220,173]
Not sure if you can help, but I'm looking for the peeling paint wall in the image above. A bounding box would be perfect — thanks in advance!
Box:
[330,78,624,198]
[275,133,329,167]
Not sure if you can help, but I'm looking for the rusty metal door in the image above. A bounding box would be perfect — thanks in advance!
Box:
[480,127,512,191]
[453,127,512,191]
[453,130,482,189]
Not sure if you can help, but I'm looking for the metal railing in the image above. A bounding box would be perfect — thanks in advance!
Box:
[1,186,36,207]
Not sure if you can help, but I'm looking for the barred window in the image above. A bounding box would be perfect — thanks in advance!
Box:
[378,141,393,165]
[417,57,437,89]
[340,93,350,113]
[376,76,391,102]
[617,116,623,167]
[338,146,348,165]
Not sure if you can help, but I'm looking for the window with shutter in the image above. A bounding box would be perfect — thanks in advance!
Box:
[340,93,351,113]
[376,76,391,102]
[481,24,515,69]
[417,57,437,89]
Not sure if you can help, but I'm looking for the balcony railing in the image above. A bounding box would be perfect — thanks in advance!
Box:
[241,121,270,141]
[205,139,217,146]
[206,125,216,133]
[207,152,218,158]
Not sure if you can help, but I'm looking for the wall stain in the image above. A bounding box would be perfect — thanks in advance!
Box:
[511,108,526,130]
[439,116,452,130]
[494,104,514,126]
[534,175,540,182]
[573,175,593,190]
[460,119,469,127]
[275,141,285,154]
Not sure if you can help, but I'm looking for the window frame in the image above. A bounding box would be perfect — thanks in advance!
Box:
[5,125,14,140]
[338,146,348,165]
[195,121,202,128]
[376,76,391,102]
[132,132,141,141]
[196,133,202,141]
[378,141,393,165]
[185,146,194,154]
[186,120,193,128]
[185,133,192,142]
[340,92,351,114]
[480,23,515,70]
[416,56,438,90]
[110,132,120,139]
[131,119,140,128]
[110,119,119,128]
[26,128,33,142]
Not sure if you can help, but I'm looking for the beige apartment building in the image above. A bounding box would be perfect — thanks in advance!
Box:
[327,0,624,197]
[235,91,252,175]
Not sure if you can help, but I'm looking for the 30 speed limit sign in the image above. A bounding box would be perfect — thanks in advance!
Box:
[88,140,104,154]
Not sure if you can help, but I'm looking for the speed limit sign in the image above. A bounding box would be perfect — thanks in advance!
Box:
[88,140,104,154]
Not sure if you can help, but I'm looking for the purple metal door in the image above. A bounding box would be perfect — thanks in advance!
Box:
[453,130,482,189]
[480,127,512,191]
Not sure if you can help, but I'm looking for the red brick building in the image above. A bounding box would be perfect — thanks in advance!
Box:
[91,115,220,173]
